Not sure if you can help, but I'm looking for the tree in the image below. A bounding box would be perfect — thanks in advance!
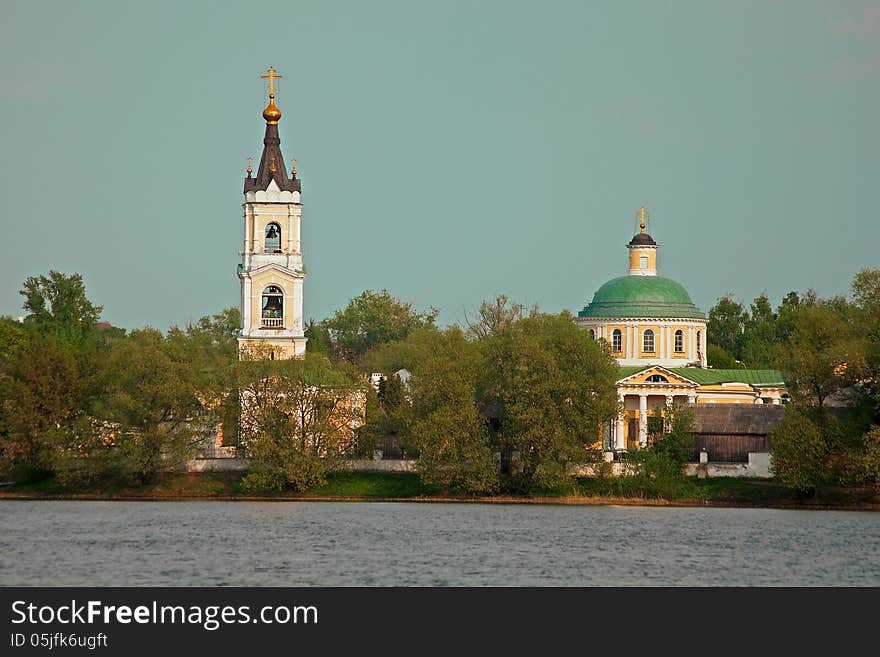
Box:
[707,294,747,359]
[237,351,364,492]
[483,312,619,493]
[20,271,102,342]
[623,402,694,497]
[769,406,828,495]
[862,426,880,493]
[707,344,738,369]
[304,319,333,357]
[463,294,536,340]
[320,289,439,363]
[406,327,499,494]
[187,307,240,344]
[776,303,860,408]
[851,269,880,417]
[92,329,204,484]
[0,331,94,476]
[740,293,778,368]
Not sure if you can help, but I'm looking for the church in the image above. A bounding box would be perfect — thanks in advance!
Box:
[228,67,786,463]
[575,208,787,452]
[237,68,307,360]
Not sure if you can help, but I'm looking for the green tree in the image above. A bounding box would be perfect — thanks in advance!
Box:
[623,402,694,497]
[0,331,95,476]
[321,289,439,364]
[237,351,364,492]
[862,426,880,493]
[707,343,738,369]
[707,294,747,359]
[20,271,102,342]
[776,303,859,408]
[93,329,204,484]
[0,316,26,363]
[851,268,880,417]
[769,406,828,495]
[484,312,619,493]
[463,294,536,340]
[740,293,778,368]
[304,319,334,357]
[406,327,499,494]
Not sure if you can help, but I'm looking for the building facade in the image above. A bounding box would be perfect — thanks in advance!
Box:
[238,68,307,359]
[576,208,787,452]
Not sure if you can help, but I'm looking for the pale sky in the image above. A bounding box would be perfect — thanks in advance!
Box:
[1,1,878,330]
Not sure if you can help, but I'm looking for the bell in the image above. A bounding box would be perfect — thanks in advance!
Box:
[266,225,278,239]
[263,296,282,312]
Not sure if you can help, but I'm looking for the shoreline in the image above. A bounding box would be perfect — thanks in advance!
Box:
[1,491,877,511]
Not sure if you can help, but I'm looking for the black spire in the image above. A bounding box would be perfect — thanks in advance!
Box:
[244,67,301,194]
[244,123,301,193]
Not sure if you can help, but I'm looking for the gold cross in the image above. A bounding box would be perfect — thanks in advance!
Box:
[270,155,277,173]
[261,67,282,95]
[637,206,648,232]
[246,156,253,175]
[291,159,297,175]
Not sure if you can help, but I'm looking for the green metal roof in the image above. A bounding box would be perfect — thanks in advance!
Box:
[616,365,786,387]
[578,275,705,319]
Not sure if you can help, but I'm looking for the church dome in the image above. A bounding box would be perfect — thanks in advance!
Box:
[578,275,705,319]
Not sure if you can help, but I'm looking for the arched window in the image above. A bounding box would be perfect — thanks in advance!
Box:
[674,329,684,353]
[646,374,669,383]
[588,328,595,340]
[261,285,284,326]
[264,223,282,253]
[643,329,655,353]
[612,329,622,353]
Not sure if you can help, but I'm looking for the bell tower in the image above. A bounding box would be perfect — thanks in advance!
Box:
[237,67,307,359]
[627,206,658,276]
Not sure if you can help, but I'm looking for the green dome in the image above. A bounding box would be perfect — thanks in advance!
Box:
[578,275,705,319]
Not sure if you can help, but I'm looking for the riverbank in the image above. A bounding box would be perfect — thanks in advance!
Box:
[2,472,878,510]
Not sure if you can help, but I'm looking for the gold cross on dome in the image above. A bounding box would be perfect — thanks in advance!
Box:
[637,206,649,232]
[261,67,282,95]
[291,159,297,175]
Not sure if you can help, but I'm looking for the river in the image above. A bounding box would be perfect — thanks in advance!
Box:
[1,501,877,586]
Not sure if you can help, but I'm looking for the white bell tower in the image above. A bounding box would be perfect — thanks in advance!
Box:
[237,67,307,359]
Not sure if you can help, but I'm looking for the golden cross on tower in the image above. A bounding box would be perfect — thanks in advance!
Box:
[246,156,253,176]
[637,206,649,233]
[291,159,297,175]
[261,67,283,96]
[270,155,277,174]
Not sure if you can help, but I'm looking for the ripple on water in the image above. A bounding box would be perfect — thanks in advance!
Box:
[0,502,877,586]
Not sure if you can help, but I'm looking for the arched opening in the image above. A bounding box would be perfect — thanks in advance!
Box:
[612,328,622,353]
[646,374,669,383]
[674,329,684,353]
[264,223,282,253]
[643,329,655,353]
[588,328,595,340]
[261,285,284,327]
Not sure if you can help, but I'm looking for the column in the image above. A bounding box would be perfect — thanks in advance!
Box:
[287,210,294,254]
[242,276,252,335]
[615,394,626,450]
[638,393,648,447]
[665,394,674,432]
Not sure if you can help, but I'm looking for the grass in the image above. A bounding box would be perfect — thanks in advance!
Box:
[1,470,876,508]
[310,472,436,497]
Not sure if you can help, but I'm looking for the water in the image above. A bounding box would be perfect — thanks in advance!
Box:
[1,501,877,586]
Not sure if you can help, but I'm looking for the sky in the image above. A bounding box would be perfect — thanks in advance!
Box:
[1,0,878,331]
